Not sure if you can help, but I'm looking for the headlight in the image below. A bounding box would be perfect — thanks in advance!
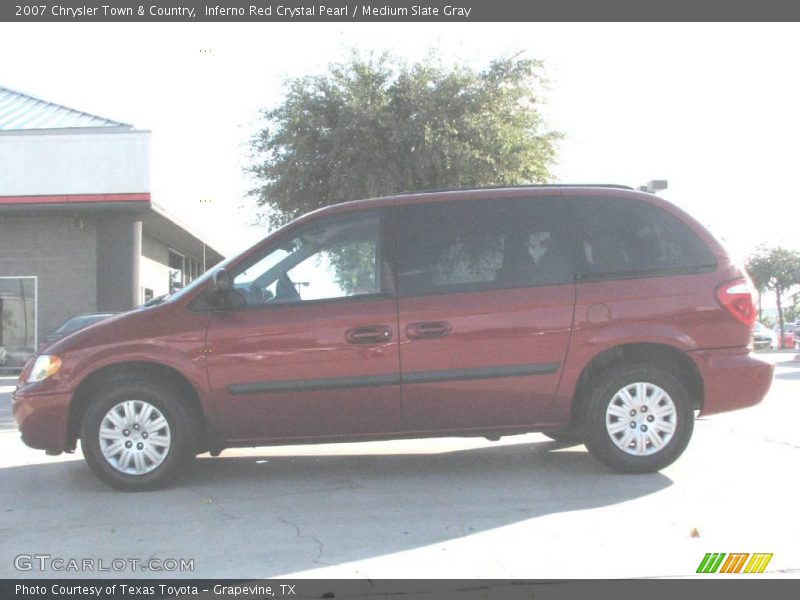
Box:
[27,355,62,383]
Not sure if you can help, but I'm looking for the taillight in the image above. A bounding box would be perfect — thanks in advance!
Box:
[715,277,757,328]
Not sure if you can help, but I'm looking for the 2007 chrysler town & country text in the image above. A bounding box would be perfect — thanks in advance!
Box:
[13,186,773,490]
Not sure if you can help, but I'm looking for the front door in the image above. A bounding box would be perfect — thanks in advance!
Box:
[204,209,401,442]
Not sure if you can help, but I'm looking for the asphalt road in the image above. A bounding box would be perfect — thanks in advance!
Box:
[1,353,798,579]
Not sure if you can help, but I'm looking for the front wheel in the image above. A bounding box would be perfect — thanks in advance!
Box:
[80,381,197,491]
[583,364,694,473]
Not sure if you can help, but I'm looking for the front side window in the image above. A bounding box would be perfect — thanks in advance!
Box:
[395,197,573,297]
[231,211,382,306]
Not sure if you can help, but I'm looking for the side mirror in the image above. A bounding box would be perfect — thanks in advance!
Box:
[211,268,232,293]
[206,268,234,309]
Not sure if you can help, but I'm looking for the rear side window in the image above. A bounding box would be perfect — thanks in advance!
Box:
[573,196,717,280]
[395,197,573,297]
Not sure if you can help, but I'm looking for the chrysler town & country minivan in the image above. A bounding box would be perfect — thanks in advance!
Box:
[13,186,773,490]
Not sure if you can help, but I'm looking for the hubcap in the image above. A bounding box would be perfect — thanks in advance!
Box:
[99,400,171,475]
[605,382,677,456]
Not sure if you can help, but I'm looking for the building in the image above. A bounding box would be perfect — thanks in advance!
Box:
[0,86,224,369]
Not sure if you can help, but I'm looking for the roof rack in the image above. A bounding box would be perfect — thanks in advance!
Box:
[398,183,635,194]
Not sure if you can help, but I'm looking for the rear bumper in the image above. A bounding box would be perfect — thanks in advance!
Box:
[692,348,773,416]
[12,387,72,451]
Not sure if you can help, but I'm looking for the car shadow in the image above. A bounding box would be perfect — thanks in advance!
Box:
[0,436,672,578]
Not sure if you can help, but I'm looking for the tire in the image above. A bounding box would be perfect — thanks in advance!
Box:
[80,380,198,491]
[582,363,694,473]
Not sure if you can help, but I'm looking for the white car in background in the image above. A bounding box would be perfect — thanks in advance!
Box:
[752,322,776,350]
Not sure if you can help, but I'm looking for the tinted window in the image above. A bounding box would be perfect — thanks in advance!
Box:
[395,197,573,297]
[573,197,716,279]
[231,211,383,306]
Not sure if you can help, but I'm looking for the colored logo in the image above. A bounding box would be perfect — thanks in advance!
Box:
[696,553,773,574]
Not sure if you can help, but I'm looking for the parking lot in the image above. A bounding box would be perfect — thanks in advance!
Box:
[1,352,798,579]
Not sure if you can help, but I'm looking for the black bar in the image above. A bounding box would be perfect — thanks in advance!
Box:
[3,0,800,22]
[2,579,800,600]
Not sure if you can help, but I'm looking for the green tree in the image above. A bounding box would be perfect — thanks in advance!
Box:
[248,51,562,228]
[746,246,800,348]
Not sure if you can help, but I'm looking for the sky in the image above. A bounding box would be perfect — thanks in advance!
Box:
[1,22,799,266]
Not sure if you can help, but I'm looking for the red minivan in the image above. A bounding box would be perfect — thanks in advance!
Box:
[13,186,773,490]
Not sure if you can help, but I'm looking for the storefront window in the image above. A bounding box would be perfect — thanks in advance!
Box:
[168,250,185,293]
[0,277,36,370]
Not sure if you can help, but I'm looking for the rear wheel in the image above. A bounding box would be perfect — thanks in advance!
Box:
[80,381,197,491]
[583,364,694,473]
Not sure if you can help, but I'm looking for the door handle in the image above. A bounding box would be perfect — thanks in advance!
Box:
[406,321,451,340]
[346,325,392,344]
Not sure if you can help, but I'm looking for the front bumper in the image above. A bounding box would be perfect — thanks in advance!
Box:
[692,348,773,416]
[12,386,72,451]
